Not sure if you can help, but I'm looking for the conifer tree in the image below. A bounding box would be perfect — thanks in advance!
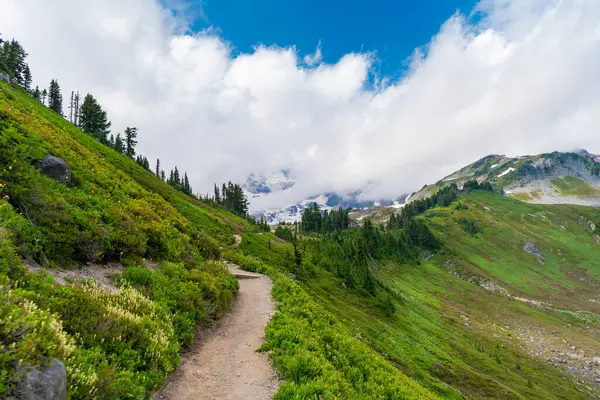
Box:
[114,133,124,153]
[80,94,111,144]
[48,79,63,115]
[40,88,47,105]
[155,159,160,176]
[32,86,41,102]
[108,134,115,148]
[22,64,31,92]
[124,127,138,158]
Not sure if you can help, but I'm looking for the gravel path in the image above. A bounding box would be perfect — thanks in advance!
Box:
[154,265,278,400]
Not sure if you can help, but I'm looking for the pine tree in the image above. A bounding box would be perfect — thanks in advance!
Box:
[160,170,166,181]
[48,79,63,115]
[114,133,124,153]
[40,88,47,105]
[124,127,138,158]
[183,173,191,195]
[108,134,115,148]
[0,40,27,84]
[22,64,31,92]
[214,184,221,203]
[155,159,160,176]
[80,94,111,144]
[32,86,41,102]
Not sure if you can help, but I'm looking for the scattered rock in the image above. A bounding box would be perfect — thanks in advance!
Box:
[38,155,72,186]
[523,239,546,265]
[12,359,67,400]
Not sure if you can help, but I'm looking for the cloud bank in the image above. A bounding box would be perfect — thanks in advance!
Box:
[1,0,599,208]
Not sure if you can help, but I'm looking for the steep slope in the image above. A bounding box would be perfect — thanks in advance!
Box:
[0,82,247,398]
[238,190,600,399]
[0,81,441,400]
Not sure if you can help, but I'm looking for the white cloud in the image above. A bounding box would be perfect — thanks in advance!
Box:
[1,0,600,208]
[304,41,322,66]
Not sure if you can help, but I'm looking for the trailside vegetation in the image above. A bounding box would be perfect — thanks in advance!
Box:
[0,81,241,398]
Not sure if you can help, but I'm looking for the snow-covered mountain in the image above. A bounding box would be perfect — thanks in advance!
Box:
[243,170,295,195]
[242,170,402,225]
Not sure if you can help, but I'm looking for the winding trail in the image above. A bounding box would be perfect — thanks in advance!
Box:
[154,264,279,400]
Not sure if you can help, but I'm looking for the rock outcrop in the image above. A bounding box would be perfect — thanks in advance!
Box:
[10,359,67,400]
[523,239,545,265]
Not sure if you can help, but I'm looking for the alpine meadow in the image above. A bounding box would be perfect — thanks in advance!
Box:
[3,1,600,399]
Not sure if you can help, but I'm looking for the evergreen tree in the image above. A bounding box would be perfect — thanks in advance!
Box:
[22,64,31,92]
[155,159,160,176]
[108,134,115,148]
[40,88,47,105]
[124,127,138,158]
[114,133,124,153]
[80,94,111,144]
[48,79,63,115]
[160,170,166,181]
[214,184,221,203]
[0,39,27,84]
[32,85,41,102]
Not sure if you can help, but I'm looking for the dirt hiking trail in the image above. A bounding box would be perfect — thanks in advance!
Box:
[154,264,279,400]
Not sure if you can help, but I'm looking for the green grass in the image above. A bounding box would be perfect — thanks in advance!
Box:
[550,176,598,196]
[235,190,600,399]
[2,80,600,399]
[0,82,247,398]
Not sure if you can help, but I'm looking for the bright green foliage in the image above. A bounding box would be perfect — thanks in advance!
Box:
[0,81,244,398]
[233,190,598,399]
[263,274,441,400]
[550,176,598,196]
[275,225,295,242]
[121,261,238,346]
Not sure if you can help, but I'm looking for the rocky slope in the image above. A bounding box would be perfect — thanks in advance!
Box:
[415,150,600,205]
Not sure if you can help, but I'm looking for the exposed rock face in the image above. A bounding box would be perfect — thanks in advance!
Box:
[39,155,71,185]
[524,239,545,264]
[12,359,67,400]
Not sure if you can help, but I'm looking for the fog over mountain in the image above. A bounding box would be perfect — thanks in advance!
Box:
[2,0,600,207]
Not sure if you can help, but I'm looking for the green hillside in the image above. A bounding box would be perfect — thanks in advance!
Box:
[238,190,600,399]
[2,78,600,400]
[0,82,440,399]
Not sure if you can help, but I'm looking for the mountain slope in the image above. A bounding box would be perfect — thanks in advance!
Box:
[0,82,439,399]
[0,82,251,398]
[415,151,600,206]
[238,190,600,399]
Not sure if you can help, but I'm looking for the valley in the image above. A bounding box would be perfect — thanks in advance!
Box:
[2,46,600,400]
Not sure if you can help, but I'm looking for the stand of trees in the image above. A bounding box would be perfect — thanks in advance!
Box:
[300,204,350,234]
[213,182,249,217]
[0,37,29,87]
[166,167,193,195]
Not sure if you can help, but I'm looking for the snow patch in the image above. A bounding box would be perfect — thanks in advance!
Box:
[497,167,515,178]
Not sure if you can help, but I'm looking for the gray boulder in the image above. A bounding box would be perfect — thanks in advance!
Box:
[39,155,71,185]
[12,359,67,400]
[524,239,545,265]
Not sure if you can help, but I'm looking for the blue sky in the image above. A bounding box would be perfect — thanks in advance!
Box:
[7,0,599,204]
[194,0,479,78]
